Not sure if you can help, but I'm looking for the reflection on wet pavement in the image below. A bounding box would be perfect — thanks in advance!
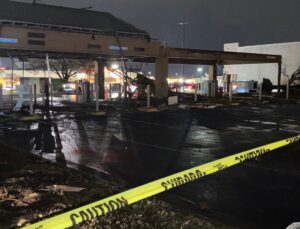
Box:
[50,104,300,228]
[3,103,300,229]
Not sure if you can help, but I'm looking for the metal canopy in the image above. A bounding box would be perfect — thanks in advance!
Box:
[166,48,282,65]
[0,48,100,60]
[0,47,281,65]
[0,2,281,66]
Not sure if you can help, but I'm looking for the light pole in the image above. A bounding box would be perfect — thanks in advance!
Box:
[178,22,188,77]
[197,67,203,94]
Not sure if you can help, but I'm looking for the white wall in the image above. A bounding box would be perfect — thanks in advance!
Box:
[224,42,300,85]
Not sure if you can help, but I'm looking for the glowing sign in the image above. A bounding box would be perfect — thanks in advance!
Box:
[109,45,128,51]
[0,38,18,43]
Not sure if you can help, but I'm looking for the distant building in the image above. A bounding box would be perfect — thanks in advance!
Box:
[224,42,300,85]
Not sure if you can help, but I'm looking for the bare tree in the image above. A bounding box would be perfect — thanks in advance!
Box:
[50,59,82,82]
[290,65,300,86]
[29,58,87,82]
[282,63,300,86]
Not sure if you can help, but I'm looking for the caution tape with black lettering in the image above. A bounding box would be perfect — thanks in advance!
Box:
[23,135,300,229]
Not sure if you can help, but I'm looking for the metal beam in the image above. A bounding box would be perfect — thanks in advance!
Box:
[0,45,282,66]
[167,48,282,65]
[278,62,282,95]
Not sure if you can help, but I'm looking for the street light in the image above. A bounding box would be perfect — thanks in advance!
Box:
[178,22,188,49]
[178,22,188,77]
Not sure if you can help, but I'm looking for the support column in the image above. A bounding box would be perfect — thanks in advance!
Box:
[29,85,33,115]
[208,64,218,97]
[277,62,282,95]
[94,60,105,100]
[85,82,91,103]
[155,48,169,98]
[229,83,232,102]
[34,84,37,105]
[208,65,215,81]
[44,78,50,108]
[0,84,3,110]
[109,84,112,100]
[226,74,231,93]
[45,54,50,108]
[50,82,53,106]
[259,82,263,101]
[147,84,151,108]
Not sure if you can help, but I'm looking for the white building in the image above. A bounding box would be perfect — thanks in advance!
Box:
[224,42,300,85]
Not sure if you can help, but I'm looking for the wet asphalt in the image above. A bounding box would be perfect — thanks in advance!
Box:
[53,103,300,229]
[2,101,300,229]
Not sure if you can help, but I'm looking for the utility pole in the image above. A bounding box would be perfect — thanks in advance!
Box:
[178,22,188,77]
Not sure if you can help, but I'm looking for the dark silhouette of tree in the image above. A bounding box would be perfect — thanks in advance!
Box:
[290,65,300,86]
[29,58,91,82]
[50,59,81,82]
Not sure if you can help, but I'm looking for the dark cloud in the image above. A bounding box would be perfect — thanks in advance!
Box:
[15,0,300,50]
[11,0,300,75]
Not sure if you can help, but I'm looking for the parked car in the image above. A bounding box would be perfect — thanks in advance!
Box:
[62,83,76,93]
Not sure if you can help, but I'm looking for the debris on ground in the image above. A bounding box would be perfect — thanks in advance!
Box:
[138,107,163,112]
[229,103,240,106]
[52,185,86,193]
[86,111,106,116]
[15,114,43,121]
[178,104,189,110]
[204,104,223,109]
[1,97,298,228]
[0,142,231,229]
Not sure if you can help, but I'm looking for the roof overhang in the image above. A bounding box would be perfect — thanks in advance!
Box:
[0,20,149,39]
[0,46,282,66]
[165,48,282,65]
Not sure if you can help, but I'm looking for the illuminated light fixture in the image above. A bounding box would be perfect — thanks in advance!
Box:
[111,64,119,70]
[197,67,203,73]
[76,72,85,80]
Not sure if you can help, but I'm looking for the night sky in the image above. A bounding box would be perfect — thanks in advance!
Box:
[10,0,300,75]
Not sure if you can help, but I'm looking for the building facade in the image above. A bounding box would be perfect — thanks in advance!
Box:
[224,42,300,85]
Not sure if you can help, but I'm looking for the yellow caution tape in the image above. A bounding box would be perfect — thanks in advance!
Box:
[23,135,300,229]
